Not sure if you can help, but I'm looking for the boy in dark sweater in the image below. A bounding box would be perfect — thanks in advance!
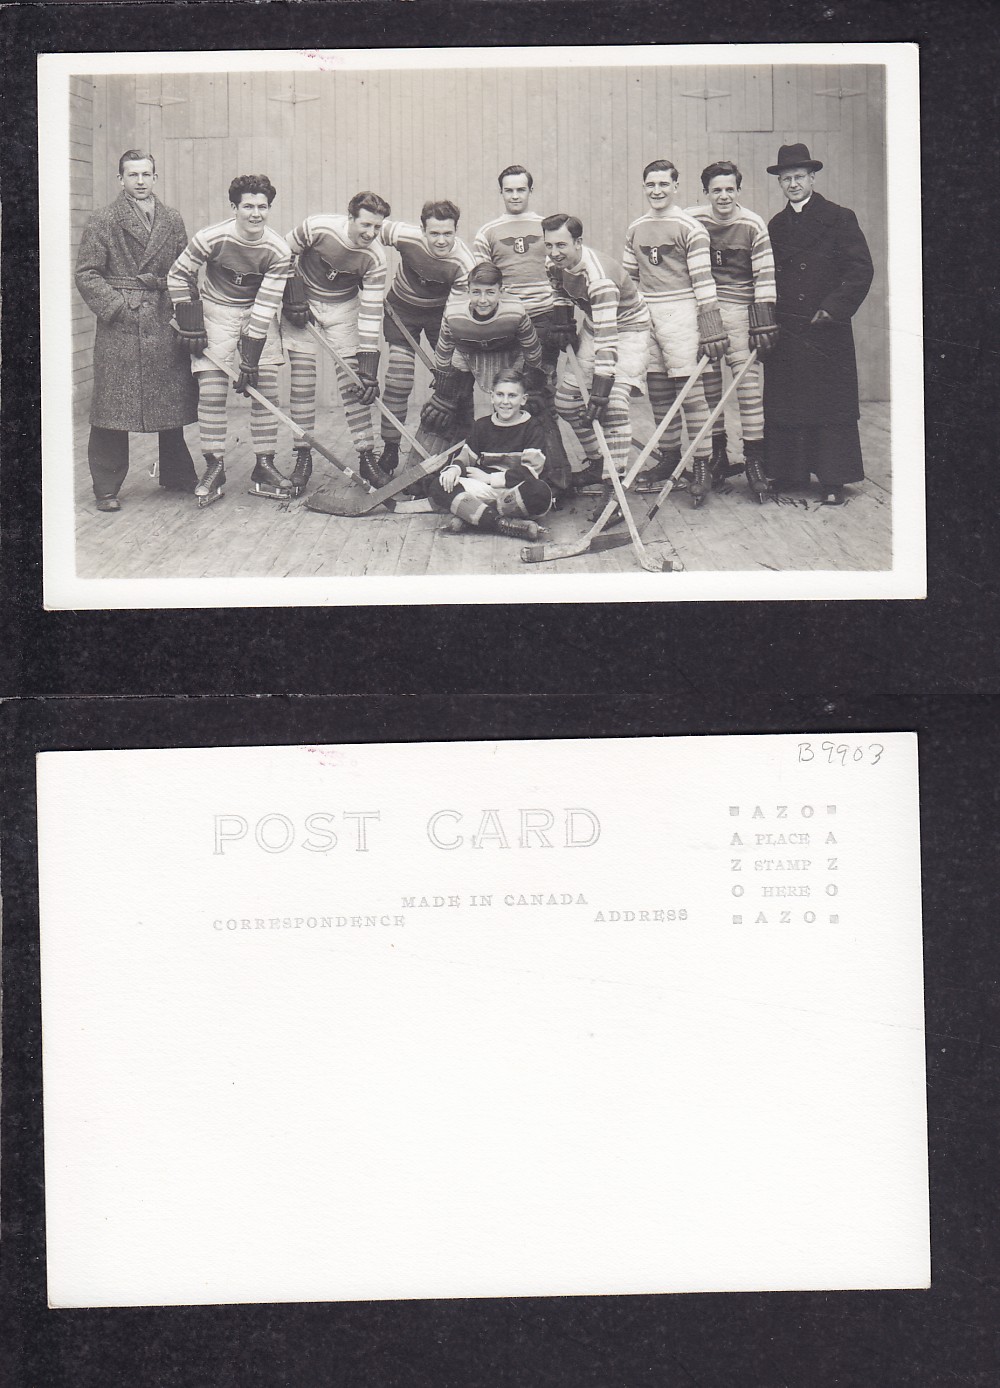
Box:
[426,368,552,540]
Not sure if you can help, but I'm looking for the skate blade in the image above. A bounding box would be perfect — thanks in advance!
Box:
[248,485,293,501]
[197,488,225,508]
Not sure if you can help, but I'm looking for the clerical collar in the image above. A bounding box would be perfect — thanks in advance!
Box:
[790,195,813,214]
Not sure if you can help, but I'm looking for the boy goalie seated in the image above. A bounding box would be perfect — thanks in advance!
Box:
[426,368,552,540]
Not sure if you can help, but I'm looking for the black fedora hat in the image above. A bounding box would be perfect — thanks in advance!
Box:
[767,142,823,175]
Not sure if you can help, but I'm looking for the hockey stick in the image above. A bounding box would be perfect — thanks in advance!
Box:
[583,349,761,555]
[521,354,709,564]
[307,439,464,517]
[203,348,379,494]
[384,299,438,375]
[307,326,431,462]
[562,346,667,573]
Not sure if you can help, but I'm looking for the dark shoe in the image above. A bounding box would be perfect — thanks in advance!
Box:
[689,455,712,507]
[743,440,772,503]
[572,458,605,490]
[641,448,682,489]
[820,485,846,507]
[289,447,313,497]
[378,440,400,476]
[95,496,121,513]
[358,447,392,489]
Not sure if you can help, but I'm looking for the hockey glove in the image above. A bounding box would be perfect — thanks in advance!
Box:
[548,304,579,352]
[282,272,312,330]
[421,370,460,434]
[585,373,614,423]
[697,304,730,363]
[352,350,381,406]
[748,300,779,356]
[234,332,265,396]
[173,299,208,356]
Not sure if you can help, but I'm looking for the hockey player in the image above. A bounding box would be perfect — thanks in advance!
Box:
[281,191,392,495]
[422,263,550,472]
[688,161,778,501]
[473,166,571,490]
[426,368,552,541]
[168,174,292,504]
[377,201,478,473]
[623,159,729,506]
[541,214,650,504]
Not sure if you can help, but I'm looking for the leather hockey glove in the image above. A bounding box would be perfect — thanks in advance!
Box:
[234,333,265,396]
[697,304,730,363]
[281,272,312,329]
[548,304,579,352]
[174,299,208,355]
[352,350,381,406]
[421,370,460,433]
[585,373,614,423]
[748,300,779,356]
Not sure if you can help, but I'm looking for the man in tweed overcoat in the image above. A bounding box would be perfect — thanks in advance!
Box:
[75,149,198,512]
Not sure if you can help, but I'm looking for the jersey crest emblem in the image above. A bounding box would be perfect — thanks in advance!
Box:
[232,272,245,286]
[500,234,541,255]
[640,243,673,267]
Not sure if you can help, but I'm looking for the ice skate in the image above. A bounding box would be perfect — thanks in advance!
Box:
[195,454,226,508]
[248,453,293,501]
[689,454,712,508]
[288,447,313,498]
[377,440,400,476]
[638,447,681,492]
[493,516,547,542]
[742,440,772,504]
[710,431,742,489]
[571,457,605,493]
[358,446,392,490]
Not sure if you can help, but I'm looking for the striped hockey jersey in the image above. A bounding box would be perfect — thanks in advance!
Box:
[286,214,387,353]
[379,220,476,310]
[168,218,291,340]
[435,296,542,374]
[547,246,649,374]
[472,211,553,315]
[686,204,776,307]
[622,208,718,308]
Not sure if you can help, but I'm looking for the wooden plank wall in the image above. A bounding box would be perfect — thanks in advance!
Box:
[70,75,96,401]
[81,63,888,402]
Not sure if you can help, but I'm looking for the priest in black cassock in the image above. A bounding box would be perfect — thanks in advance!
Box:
[763,144,875,506]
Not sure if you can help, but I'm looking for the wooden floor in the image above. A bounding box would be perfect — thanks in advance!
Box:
[73,395,891,580]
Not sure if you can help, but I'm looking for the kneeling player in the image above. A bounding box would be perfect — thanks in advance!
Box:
[168,174,292,504]
[426,369,552,540]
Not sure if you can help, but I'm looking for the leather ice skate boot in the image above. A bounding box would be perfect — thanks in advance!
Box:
[689,453,712,508]
[742,439,772,504]
[195,454,226,508]
[640,446,682,490]
[248,454,293,501]
[377,440,400,476]
[492,515,546,541]
[288,447,313,498]
[358,446,391,490]
[711,430,742,489]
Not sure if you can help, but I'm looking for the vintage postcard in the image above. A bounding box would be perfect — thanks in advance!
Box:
[38,733,928,1307]
[39,42,923,608]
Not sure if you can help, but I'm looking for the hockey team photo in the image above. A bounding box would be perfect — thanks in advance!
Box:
[40,45,924,607]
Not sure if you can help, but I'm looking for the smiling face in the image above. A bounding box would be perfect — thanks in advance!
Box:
[706,174,740,220]
[500,173,532,217]
[643,168,678,214]
[348,207,385,248]
[424,218,457,256]
[543,225,583,271]
[491,379,527,422]
[232,192,271,238]
[119,158,156,200]
[470,282,502,317]
[778,167,816,205]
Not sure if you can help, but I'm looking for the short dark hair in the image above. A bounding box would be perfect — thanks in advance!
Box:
[229,174,276,207]
[492,367,526,390]
[643,159,679,182]
[498,164,533,192]
[348,190,391,220]
[702,160,742,192]
[469,262,503,287]
[421,199,460,228]
[541,213,583,240]
[119,149,155,176]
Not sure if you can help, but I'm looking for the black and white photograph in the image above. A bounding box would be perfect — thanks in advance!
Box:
[40,43,923,607]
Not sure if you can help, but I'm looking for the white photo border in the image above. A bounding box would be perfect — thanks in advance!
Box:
[39,42,924,609]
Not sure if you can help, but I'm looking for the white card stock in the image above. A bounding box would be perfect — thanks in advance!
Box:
[37,735,928,1306]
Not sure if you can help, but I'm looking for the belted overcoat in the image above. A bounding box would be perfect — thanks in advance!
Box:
[75,193,197,432]
[764,191,874,426]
